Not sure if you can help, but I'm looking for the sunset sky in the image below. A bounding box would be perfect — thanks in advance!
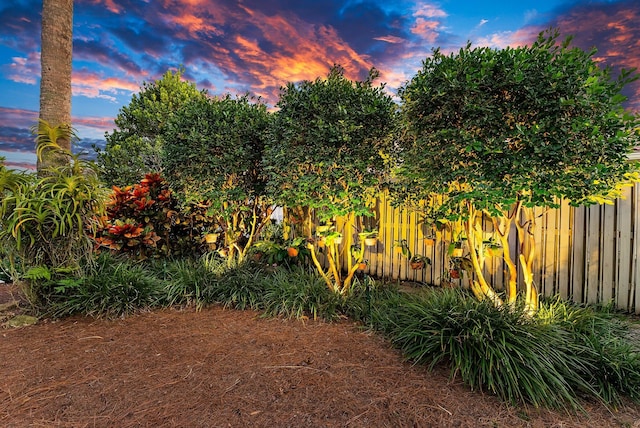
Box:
[1,0,639,170]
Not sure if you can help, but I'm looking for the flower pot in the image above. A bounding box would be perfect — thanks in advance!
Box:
[364,237,377,247]
[423,237,435,246]
[449,269,460,279]
[410,261,424,270]
[287,247,299,257]
[452,248,463,258]
[204,233,218,244]
[358,262,368,271]
[486,246,503,257]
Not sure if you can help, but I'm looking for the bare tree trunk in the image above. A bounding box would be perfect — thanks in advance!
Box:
[38,0,73,171]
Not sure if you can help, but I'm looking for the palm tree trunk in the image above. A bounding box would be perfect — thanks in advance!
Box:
[38,0,73,171]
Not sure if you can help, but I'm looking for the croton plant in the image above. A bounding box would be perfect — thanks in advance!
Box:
[94,173,212,259]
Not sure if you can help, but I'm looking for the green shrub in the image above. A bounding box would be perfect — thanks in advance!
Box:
[94,173,214,259]
[206,258,268,310]
[262,266,342,321]
[384,289,595,409]
[538,297,640,405]
[46,253,164,318]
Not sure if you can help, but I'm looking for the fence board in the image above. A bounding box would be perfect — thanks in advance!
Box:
[601,203,615,304]
[616,187,633,311]
[634,183,640,315]
[571,206,587,303]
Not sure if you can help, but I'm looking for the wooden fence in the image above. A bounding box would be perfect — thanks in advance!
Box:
[344,182,639,314]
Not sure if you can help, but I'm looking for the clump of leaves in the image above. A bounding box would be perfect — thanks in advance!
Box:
[94,173,214,259]
[0,121,107,301]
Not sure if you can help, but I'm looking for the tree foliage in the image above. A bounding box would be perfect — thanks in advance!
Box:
[264,65,397,293]
[265,65,397,221]
[96,69,207,186]
[162,94,272,264]
[392,29,640,309]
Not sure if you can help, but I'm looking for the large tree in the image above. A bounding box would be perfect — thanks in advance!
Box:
[392,30,639,311]
[264,66,397,294]
[38,0,73,171]
[97,69,207,186]
[162,94,272,265]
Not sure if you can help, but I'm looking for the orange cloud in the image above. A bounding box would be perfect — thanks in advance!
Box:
[410,18,441,43]
[72,70,140,101]
[85,0,122,14]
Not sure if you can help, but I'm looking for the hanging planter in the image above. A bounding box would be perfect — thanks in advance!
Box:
[358,260,368,271]
[449,268,460,279]
[486,244,504,257]
[451,248,464,258]
[204,233,218,244]
[364,237,377,247]
[316,225,331,234]
[411,260,424,270]
[359,229,378,247]
[423,237,435,246]
[410,255,430,270]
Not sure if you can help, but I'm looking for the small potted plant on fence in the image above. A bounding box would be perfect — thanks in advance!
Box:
[449,256,472,279]
[484,240,503,257]
[449,239,465,258]
[358,259,369,271]
[410,254,431,270]
[359,228,378,247]
[316,220,333,234]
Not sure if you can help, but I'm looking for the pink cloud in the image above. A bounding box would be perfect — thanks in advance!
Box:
[72,69,140,101]
[6,51,40,85]
[414,3,448,19]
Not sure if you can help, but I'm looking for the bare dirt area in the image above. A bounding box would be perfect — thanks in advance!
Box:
[1,283,640,428]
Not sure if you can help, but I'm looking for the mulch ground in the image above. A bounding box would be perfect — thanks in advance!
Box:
[1,283,640,428]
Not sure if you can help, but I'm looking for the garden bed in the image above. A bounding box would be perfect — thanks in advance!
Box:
[1,284,639,427]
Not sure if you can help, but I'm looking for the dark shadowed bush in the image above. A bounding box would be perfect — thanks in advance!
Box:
[261,266,342,321]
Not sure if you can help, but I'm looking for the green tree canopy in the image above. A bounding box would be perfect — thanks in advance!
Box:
[96,69,207,186]
[392,30,639,309]
[264,65,397,293]
[161,94,272,264]
[265,65,397,222]
[395,30,639,214]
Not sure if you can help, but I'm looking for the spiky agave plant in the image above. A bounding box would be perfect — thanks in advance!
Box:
[0,120,108,304]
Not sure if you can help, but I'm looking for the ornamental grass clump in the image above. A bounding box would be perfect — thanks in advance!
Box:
[384,289,594,409]
[262,266,342,321]
[381,288,640,409]
[47,253,165,318]
[207,258,269,311]
[156,258,219,309]
[538,297,640,406]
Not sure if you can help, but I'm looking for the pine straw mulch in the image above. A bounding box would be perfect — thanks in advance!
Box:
[1,283,640,428]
